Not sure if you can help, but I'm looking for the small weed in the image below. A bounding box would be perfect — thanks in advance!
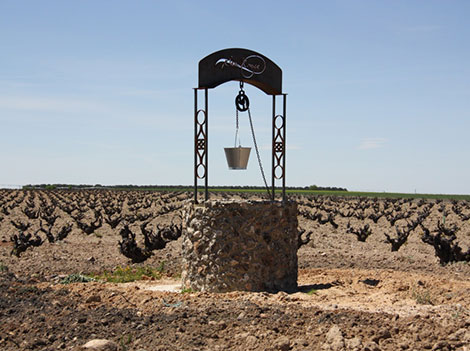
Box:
[60,274,96,284]
[181,287,194,294]
[412,288,434,305]
[0,262,7,272]
[305,288,317,295]
[156,261,165,273]
[452,305,463,319]
[119,334,132,351]
[91,265,163,283]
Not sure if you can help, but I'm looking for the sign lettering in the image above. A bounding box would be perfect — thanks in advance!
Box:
[215,55,266,79]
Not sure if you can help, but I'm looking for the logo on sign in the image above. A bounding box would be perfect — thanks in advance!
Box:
[215,55,266,78]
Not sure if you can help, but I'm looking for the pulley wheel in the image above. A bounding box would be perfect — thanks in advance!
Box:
[235,91,250,112]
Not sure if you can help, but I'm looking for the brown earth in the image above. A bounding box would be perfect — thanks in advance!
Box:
[1,191,470,350]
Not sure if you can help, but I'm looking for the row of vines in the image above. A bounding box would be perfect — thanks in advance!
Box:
[1,189,469,265]
[0,189,189,262]
[295,195,470,265]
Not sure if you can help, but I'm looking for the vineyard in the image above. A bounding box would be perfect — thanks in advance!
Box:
[295,194,470,265]
[1,189,470,350]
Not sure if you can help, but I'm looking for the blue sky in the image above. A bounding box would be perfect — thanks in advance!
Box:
[1,1,469,194]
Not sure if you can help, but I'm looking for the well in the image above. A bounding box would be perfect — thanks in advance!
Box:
[181,200,298,293]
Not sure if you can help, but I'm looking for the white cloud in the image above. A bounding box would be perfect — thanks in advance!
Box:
[358,138,387,150]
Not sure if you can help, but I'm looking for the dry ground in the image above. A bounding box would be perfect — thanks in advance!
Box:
[1,192,470,350]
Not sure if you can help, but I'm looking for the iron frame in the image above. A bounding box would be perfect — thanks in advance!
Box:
[194,48,287,204]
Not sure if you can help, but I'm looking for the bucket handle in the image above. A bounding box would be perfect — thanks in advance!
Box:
[234,108,241,147]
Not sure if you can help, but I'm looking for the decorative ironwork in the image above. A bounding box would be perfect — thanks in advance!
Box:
[273,114,285,179]
[216,55,267,79]
[194,88,208,203]
[271,95,287,202]
[195,110,207,179]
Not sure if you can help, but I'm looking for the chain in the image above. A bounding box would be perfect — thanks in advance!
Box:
[247,107,271,199]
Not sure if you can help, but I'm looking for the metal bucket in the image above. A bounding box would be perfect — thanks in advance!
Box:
[224,147,251,170]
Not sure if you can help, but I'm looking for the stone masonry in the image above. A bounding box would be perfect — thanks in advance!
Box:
[181,200,298,293]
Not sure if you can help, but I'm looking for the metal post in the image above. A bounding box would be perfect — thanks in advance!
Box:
[271,95,276,201]
[194,88,198,204]
[282,94,287,203]
[204,88,209,201]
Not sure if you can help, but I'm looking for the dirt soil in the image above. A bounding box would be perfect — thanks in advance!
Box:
[1,192,470,351]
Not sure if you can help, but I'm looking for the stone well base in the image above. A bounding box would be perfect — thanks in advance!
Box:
[181,200,298,293]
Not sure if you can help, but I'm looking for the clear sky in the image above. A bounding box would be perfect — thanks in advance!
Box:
[1,1,469,194]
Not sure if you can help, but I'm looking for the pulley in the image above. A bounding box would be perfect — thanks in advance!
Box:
[235,90,250,112]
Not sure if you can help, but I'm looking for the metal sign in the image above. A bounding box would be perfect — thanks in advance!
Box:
[199,48,283,95]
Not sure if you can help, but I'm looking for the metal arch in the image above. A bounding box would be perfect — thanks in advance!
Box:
[199,48,282,95]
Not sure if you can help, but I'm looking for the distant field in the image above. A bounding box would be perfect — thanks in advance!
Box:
[119,187,470,201]
[283,189,470,201]
[19,185,470,201]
